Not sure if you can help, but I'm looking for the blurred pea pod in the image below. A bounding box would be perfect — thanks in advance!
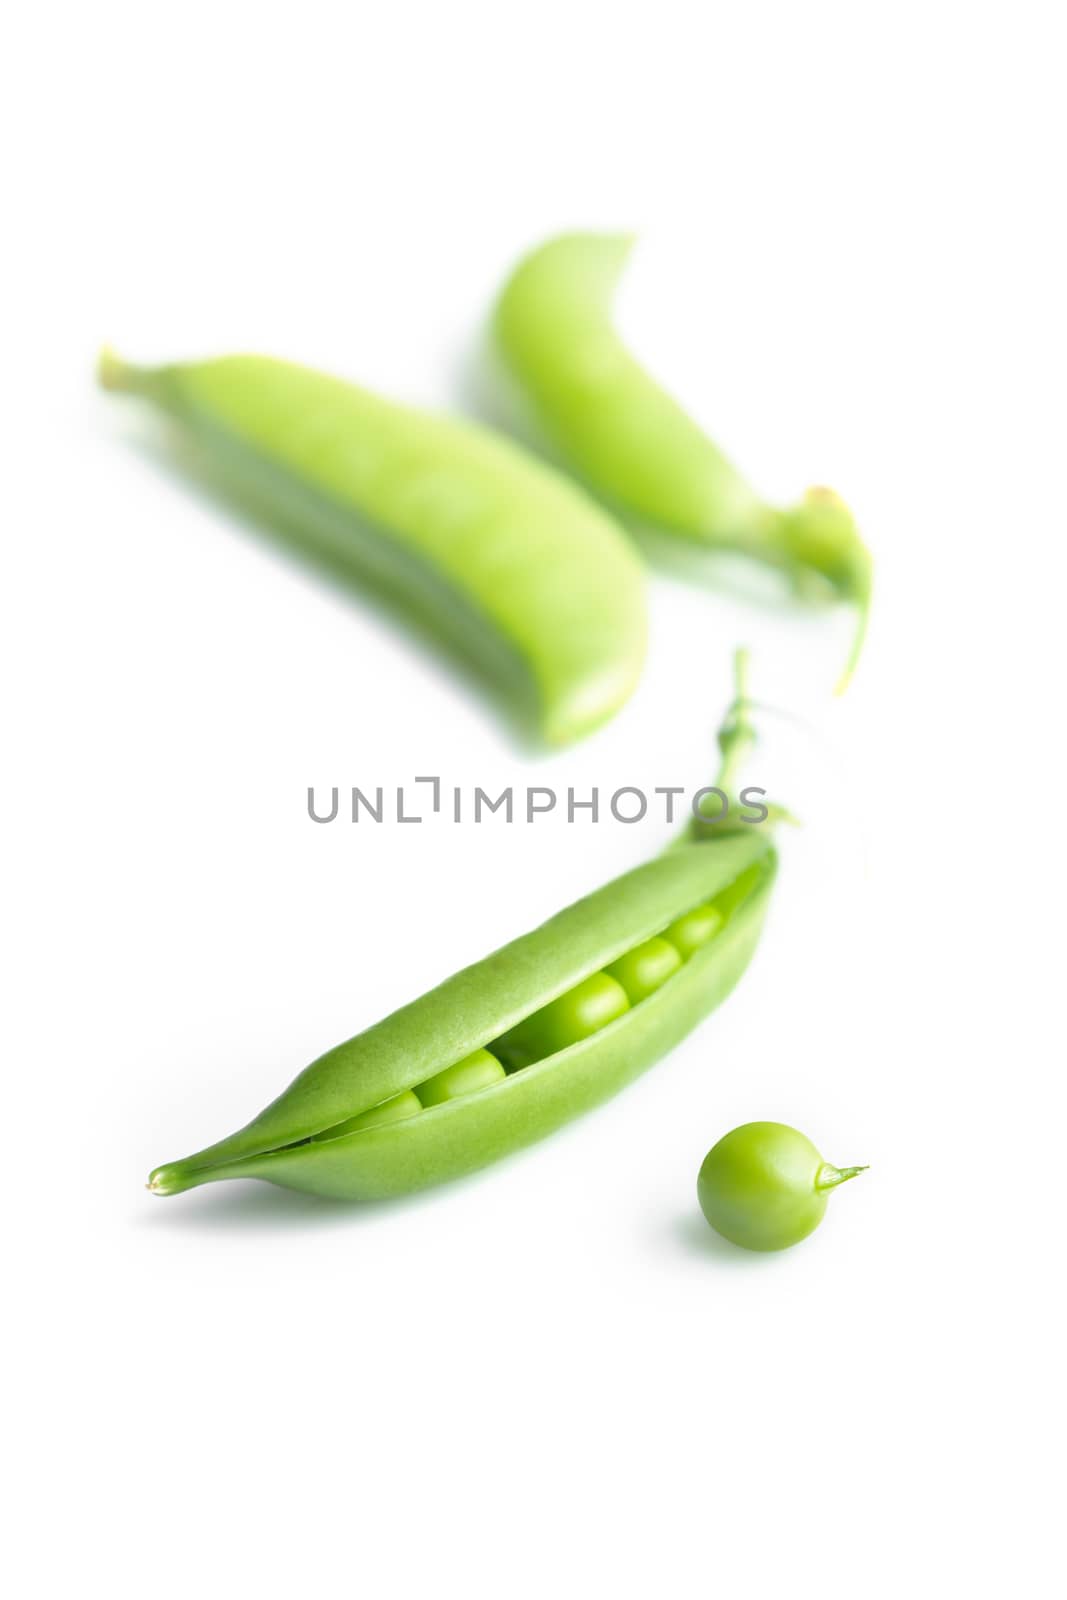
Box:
[99,349,647,746]
[148,655,779,1203]
[493,233,872,688]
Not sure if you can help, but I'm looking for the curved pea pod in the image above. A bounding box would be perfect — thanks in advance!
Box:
[148,830,776,1202]
[99,349,647,745]
[493,232,872,687]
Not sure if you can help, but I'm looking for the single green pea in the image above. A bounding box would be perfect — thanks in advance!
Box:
[416,1049,506,1107]
[697,1122,867,1252]
[663,903,724,960]
[604,936,683,1004]
[314,1090,423,1138]
[498,971,630,1068]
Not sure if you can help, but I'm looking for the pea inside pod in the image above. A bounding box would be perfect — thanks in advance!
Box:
[416,1049,506,1106]
[148,658,782,1203]
[313,1090,422,1139]
[99,349,647,746]
[604,936,682,1004]
[493,232,872,687]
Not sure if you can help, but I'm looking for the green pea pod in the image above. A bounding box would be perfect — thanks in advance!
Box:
[149,833,775,1201]
[493,233,872,688]
[99,349,647,746]
[149,656,780,1203]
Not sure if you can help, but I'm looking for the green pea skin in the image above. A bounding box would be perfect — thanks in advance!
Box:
[496,972,630,1069]
[417,1049,506,1107]
[697,1122,867,1252]
[604,936,683,1003]
[663,903,724,960]
[314,1090,422,1139]
[98,349,646,746]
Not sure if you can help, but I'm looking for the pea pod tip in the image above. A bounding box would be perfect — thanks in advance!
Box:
[98,346,155,398]
[98,346,132,391]
[146,1165,182,1197]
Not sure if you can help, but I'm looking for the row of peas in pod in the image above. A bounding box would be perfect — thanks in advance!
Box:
[312,892,737,1139]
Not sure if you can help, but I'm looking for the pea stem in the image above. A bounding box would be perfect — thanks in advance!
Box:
[675,648,796,847]
[714,647,756,797]
[815,1162,868,1191]
[834,551,873,695]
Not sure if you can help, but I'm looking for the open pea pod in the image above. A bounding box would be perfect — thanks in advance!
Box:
[493,232,872,688]
[99,349,646,746]
[149,831,775,1201]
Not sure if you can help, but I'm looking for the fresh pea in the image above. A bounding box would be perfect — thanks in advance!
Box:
[697,1122,867,1252]
[147,657,780,1203]
[416,1049,506,1107]
[663,904,724,960]
[496,972,630,1070]
[99,349,646,746]
[494,233,872,687]
[603,936,683,1004]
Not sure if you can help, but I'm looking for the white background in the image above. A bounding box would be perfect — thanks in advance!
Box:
[4,3,1064,1595]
